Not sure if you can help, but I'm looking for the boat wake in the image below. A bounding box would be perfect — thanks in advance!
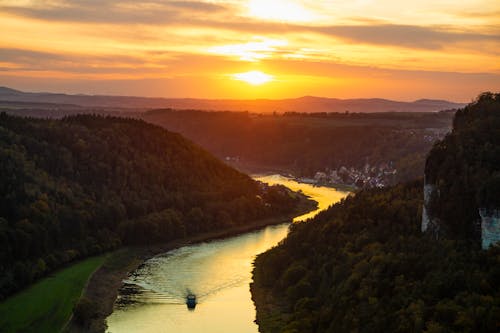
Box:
[117,237,259,307]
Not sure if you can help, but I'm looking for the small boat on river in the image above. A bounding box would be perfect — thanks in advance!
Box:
[186,294,197,309]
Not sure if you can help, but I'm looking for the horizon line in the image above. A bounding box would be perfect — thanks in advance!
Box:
[1,85,471,104]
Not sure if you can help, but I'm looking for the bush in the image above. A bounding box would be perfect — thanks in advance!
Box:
[73,297,99,327]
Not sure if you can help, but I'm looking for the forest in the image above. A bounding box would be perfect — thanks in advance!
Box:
[0,113,300,300]
[251,94,500,333]
[425,92,500,239]
[0,101,455,186]
[140,110,454,184]
[252,181,499,333]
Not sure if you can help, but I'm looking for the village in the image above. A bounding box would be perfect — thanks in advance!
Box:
[298,163,398,189]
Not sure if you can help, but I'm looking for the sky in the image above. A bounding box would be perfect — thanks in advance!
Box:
[1,0,499,101]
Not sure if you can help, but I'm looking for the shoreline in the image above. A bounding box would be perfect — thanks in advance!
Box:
[64,197,316,333]
[250,278,288,333]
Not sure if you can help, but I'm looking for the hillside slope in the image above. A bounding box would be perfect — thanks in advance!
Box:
[251,93,500,333]
[423,92,500,246]
[0,113,299,299]
[141,110,453,185]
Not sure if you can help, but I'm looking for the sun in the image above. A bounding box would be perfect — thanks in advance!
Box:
[232,71,274,85]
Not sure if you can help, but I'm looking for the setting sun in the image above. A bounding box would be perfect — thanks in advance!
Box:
[232,71,274,85]
[0,1,498,99]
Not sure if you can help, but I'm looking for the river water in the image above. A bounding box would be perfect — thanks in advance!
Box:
[106,175,349,333]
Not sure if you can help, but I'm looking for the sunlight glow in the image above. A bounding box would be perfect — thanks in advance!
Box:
[1,0,498,100]
[246,0,315,22]
[209,38,288,62]
[232,71,274,85]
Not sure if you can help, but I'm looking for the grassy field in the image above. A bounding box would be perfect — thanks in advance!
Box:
[0,255,107,333]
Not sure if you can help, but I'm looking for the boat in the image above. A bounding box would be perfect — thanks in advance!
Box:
[186,294,197,309]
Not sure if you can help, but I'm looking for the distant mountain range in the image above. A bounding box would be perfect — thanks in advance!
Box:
[0,86,465,113]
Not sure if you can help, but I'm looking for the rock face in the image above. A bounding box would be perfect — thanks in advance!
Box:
[421,184,431,232]
[421,182,439,238]
[479,209,500,249]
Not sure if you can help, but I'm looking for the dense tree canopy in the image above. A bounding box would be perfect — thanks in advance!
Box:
[425,92,500,239]
[0,114,299,299]
[2,106,453,185]
[252,181,500,333]
[141,110,453,183]
[252,94,500,332]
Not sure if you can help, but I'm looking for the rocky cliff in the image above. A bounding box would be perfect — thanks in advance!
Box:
[422,92,500,249]
[421,182,439,236]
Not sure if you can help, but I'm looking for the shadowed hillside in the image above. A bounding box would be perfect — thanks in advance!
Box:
[423,92,500,244]
[251,93,500,333]
[0,113,300,300]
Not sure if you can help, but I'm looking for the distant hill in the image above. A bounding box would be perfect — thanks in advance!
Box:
[0,87,465,113]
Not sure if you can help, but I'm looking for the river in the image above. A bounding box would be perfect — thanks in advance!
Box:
[105,175,349,333]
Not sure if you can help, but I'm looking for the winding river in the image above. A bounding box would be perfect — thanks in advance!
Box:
[106,175,349,333]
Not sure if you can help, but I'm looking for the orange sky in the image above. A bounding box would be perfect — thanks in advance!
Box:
[1,0,499,101]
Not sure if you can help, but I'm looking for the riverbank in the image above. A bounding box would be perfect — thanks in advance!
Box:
[0,255,107,333]
[250,278,288,333]
[227,160,359,193]
[65,196,316,333]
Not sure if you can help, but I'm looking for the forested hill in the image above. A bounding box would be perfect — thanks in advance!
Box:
[0,113,300,300]
[423,92,500,241]
[141,110,453,184]
[251,94,500,332]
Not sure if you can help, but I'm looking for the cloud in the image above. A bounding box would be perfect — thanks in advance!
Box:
[0,48,248,77]
[453,10,500,19]
[0,47,147,64]
[0,48,66,63]
[166,1,228,12]
[0,0,228,24]
[0,48,162,75]
[2,1,498,51]
[188,20,500,50]
[312,24,500,50]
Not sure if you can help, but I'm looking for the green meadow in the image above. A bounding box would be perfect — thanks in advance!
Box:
[0,255,106,333]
